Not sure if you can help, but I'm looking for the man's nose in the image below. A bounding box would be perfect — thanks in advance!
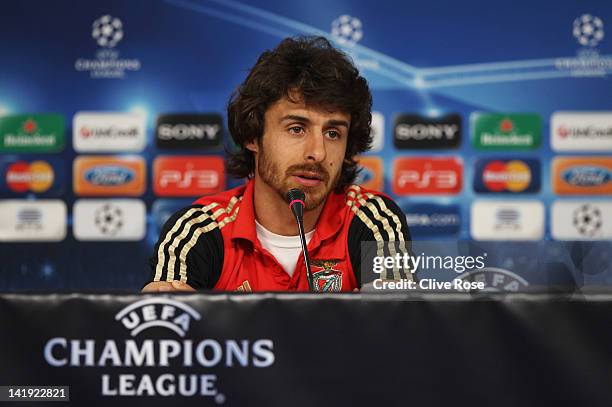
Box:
[303,131,326,162]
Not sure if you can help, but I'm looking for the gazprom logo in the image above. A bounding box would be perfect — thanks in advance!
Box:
[562,166,610,187]
[85,166,134,186]
[115,298,202,337]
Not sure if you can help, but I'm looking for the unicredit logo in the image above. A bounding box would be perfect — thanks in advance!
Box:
[80,125,139,138]
[557,125,612,138]
[394,114,461,149]
[551,113,612,152]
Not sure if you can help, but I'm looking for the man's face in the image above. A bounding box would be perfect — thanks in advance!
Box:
[247,95,350,210]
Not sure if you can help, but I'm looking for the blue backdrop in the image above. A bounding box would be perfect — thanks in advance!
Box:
[1,0,611,290]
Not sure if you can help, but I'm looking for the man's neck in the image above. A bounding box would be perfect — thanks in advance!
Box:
[252,178,324,236]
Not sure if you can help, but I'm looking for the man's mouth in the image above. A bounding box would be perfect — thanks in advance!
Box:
[292,171,325,187]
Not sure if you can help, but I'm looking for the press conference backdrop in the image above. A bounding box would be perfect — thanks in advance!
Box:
[0,0,611,291]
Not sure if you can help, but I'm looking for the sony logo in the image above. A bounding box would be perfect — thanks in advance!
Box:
[158,124,220,140]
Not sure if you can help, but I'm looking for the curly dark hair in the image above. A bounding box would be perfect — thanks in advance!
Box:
[226,35,373,192]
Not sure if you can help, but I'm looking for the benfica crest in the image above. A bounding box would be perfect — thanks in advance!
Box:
[311,259,343,292]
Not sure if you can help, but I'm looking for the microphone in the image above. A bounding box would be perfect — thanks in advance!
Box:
[286,189,314,292]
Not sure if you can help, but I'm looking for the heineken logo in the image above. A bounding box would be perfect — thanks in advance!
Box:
[23,119,37,133]
[471,113,541,150]
[0,114,64,152]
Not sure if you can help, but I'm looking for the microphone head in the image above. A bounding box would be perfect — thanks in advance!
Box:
[286,188,305,204]
[286,188,305,220]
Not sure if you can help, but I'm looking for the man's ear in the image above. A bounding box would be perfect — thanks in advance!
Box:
[245,139,259,153]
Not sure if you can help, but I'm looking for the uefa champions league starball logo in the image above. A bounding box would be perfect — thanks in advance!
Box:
[94,203,124,236]
[573,203,602,237]
[331,15,363,46]
[573,14,604,47]
[92,15,124,48]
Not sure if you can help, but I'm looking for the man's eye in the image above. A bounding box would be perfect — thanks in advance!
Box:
[288,126,304,134]
[326,130,341,140]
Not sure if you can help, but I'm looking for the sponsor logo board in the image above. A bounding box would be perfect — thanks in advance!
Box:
[73,199,146,241]
[153,156,224,197]
[73,112,146,152]
[155,114,223,149]
[355,156,383,191]
[470,200,544,241]
[551,200,612,240]
[471,113,540,149]
[392,157,462,195]
[0,158,64,196]
[402,203,461,236]
[552,156,612,195]
[551,112,612,152]
[0,200,66,241]
[151,199,194,236]
[73,156,146,196]
[393,113,461,149]
[369,111,384,152]
[0,114,64,153]
[474,158,540,193]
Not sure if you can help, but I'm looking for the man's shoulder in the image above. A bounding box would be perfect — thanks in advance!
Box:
[160,184,246,236]
[343,184,402,214]
[342,184,408,238]
[192,183,247,207]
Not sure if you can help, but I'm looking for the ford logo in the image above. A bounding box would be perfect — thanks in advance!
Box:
[85,166,134,186]
[562,166,610,187]
[356,168,374,184]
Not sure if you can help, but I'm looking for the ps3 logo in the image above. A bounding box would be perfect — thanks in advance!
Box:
[397,169,458,189]
[159,169,219,189]
[153,156,225,197]
[393,157,462,195]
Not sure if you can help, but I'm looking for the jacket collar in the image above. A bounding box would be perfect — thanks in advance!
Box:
[231,179,345,244]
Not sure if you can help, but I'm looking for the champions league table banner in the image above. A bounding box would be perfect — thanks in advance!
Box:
[1,0,612,291]
[1,293,612,406]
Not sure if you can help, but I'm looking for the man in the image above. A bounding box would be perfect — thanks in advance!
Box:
[143,36,412,292]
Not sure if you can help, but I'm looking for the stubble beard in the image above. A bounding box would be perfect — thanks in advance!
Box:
[256,147,340,211]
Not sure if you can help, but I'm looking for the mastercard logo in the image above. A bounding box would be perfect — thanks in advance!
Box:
[5,161,54,193]
[474,158,540,193]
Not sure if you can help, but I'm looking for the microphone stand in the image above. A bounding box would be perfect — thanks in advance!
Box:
[295,215,314,292]
[286,189,315,292]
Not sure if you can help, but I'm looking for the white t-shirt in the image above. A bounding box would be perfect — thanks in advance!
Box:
[255,220,314,277]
